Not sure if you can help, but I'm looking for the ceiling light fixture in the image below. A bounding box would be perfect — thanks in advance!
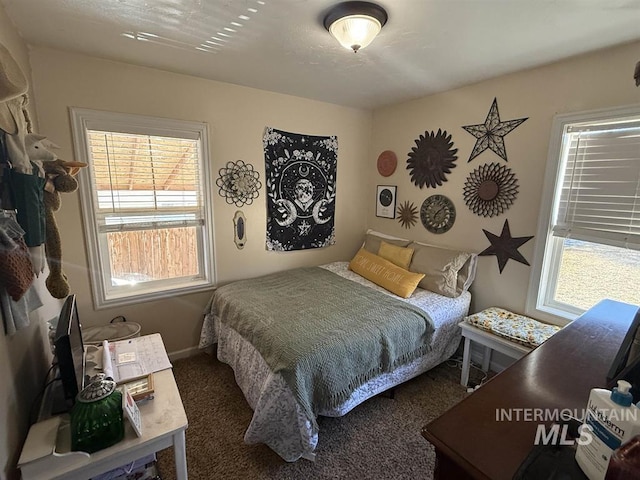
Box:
[323,1,388,53]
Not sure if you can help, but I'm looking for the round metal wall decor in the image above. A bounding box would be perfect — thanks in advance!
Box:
[463,162,519,217]
[377,150,397,177]
[420,194,456,234]
[406,129,458,188]
[216,160,262,207]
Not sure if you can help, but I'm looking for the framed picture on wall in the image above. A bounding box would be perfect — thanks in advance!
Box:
[376,185,397,219]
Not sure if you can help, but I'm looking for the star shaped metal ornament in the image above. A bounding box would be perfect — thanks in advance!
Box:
[462,98,528,162]
[479,219,534,273]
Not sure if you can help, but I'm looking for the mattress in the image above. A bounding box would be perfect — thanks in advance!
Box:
[199,261,470,461]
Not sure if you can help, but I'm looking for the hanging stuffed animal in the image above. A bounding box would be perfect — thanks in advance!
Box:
[41,159,87,298]
[25,133,59,174]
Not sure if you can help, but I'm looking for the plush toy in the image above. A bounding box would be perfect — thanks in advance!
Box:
[25,133,59,162]
[41,159,87,298]
[25,133,59,175]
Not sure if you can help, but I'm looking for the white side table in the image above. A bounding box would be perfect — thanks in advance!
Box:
[459,322,531,387]
[19,360,188,480]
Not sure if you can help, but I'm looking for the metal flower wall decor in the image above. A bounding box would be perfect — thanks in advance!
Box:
[406,129,458,188]
[216,160,262,207]
[463,162,519,217]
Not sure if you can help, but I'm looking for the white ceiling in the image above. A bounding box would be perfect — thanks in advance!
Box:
[3,0,640,109]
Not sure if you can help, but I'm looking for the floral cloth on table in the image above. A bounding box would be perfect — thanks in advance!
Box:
[465,307,561,349]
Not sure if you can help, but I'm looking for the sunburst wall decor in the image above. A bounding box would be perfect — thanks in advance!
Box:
[406,129,458,188]
[463,162,519,217]
[397,200,418,229]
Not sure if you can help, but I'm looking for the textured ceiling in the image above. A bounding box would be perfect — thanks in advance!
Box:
[3,0,640,109]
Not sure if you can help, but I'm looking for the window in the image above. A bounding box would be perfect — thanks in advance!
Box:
[528,105,640,322]
[70,108,215,308]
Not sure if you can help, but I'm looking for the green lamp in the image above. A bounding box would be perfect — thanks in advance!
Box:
[70,374,124,453]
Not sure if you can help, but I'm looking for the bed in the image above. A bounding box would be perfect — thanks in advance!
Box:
[198,231,477,462]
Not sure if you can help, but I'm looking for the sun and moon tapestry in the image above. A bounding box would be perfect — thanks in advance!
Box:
[263,127,337,251]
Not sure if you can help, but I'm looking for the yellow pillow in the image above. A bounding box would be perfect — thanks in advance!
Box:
[349,248,425,298]
[378,240,415,270]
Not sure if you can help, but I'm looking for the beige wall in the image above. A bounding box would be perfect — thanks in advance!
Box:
[27,47,372,355]
[369,40,640,322]
[0,7,62,480]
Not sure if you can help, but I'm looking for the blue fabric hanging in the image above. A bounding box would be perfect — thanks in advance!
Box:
[9,162,45,247]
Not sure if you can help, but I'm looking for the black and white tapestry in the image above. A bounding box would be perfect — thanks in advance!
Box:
[263,127,337,251]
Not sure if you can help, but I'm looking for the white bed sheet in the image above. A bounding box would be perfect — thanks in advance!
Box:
[199,262,470,462]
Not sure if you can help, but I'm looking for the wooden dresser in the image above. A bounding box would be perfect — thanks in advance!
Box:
[422,299,640,480]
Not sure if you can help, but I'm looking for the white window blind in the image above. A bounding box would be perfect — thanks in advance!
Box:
[87,130,204,234]
[552,122,640,249]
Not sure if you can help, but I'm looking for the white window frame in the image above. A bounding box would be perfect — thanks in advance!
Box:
[70,108,216,309]
[526,103,640,324]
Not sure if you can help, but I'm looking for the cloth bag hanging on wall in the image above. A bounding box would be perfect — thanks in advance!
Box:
[0,216,33,300]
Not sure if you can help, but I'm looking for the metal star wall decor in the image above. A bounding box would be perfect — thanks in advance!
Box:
[397,200,418,229]
[479,219,534,273]
[462,98,528,163]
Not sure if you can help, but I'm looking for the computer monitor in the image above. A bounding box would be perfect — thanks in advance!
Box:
[607,306,640,401]
[53,294,85,410]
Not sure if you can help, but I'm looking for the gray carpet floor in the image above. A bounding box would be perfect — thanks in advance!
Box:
[156,352,480,480]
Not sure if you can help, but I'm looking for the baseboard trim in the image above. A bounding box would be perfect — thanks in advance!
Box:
[169,343,514,372]
[168,346,202,361]
[469,343,514,373]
